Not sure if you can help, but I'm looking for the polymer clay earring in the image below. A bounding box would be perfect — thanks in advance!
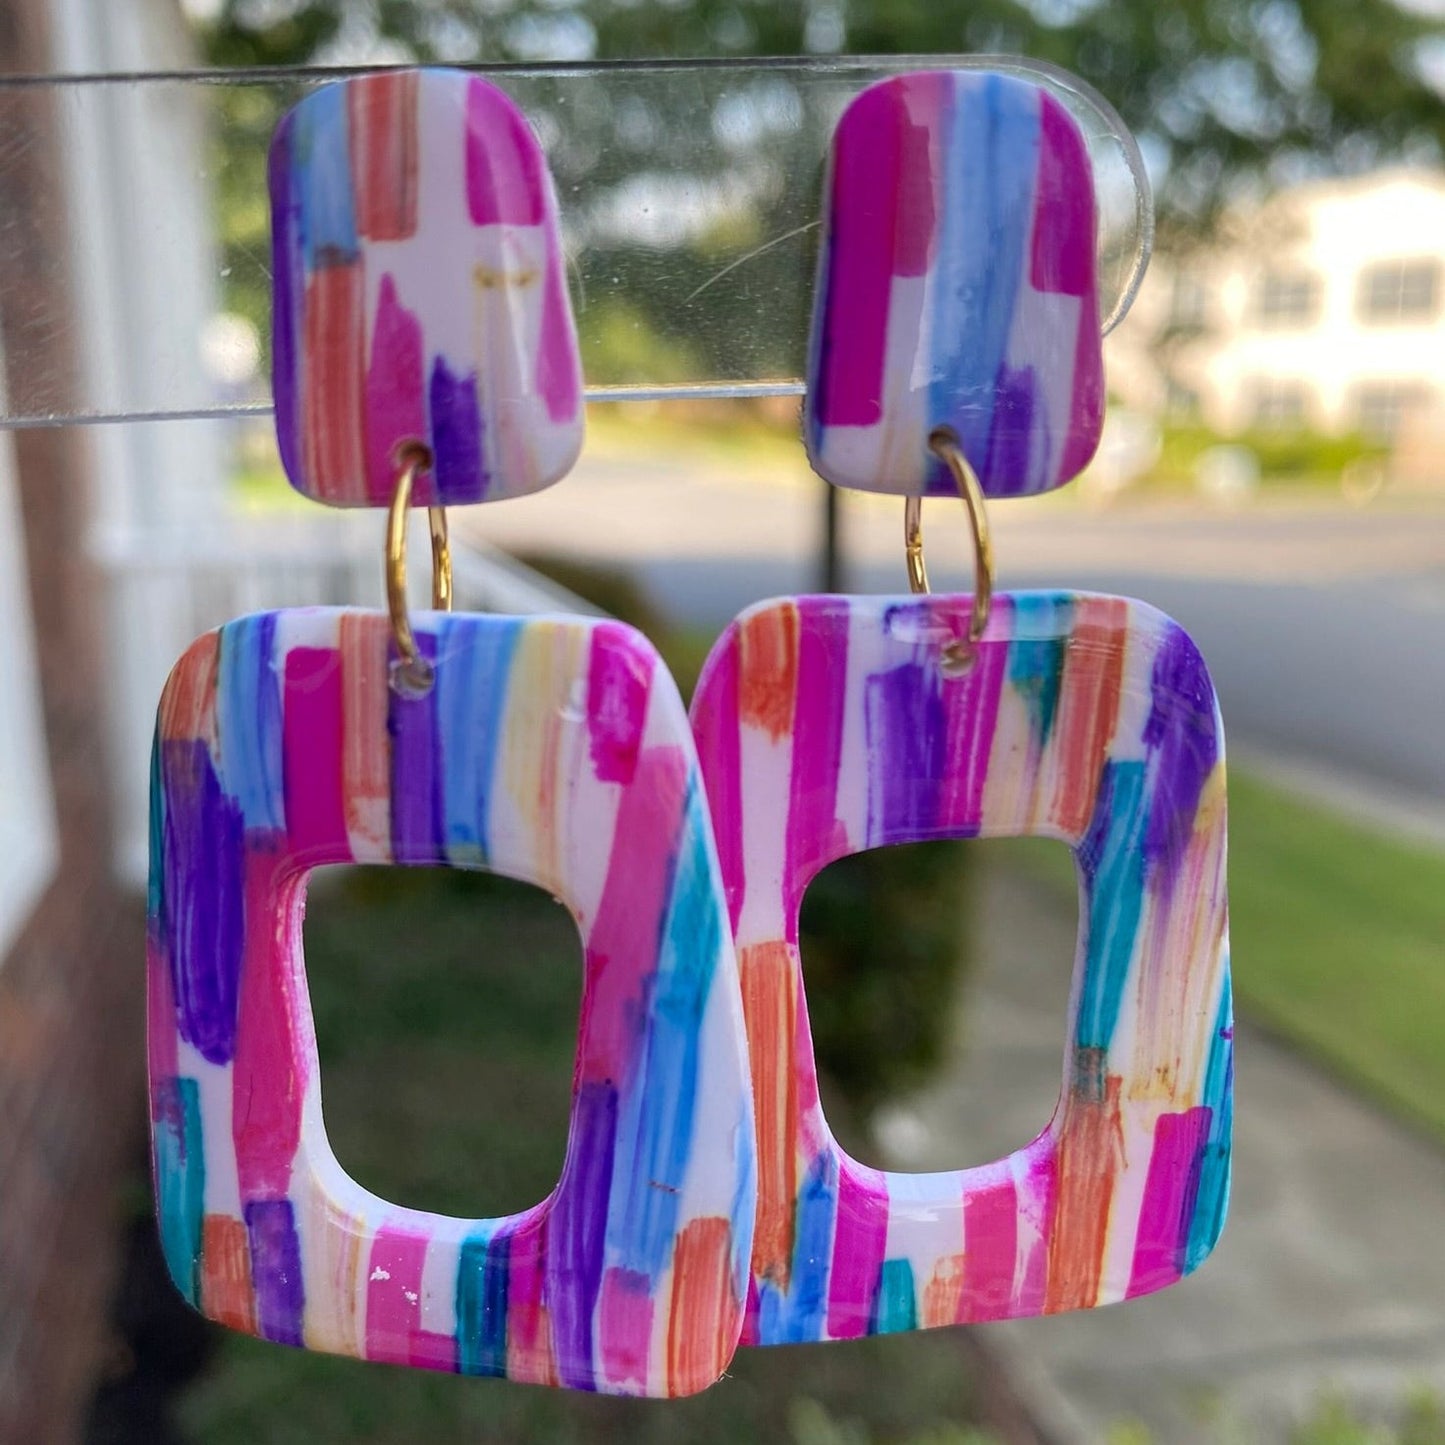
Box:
[148,70,756,1397]
[690,70,1232,1346]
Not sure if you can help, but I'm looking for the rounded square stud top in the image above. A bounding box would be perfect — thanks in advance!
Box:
[805,71,1106,500]
[270,70,584,507]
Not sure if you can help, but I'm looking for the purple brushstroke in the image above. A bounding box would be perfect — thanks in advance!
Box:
[245,1199,306,1346]
[983,362,1041,498]
[1142,624,1219,880]
[267,120,303,497]
[549,1080,618,1390]
[864,634,947,845]
[429,356,486,503]
[162,740,245,1065]
[389,630,443,863]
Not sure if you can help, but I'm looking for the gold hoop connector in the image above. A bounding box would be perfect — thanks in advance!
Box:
[903,429,995,670]
[386,440,451,694]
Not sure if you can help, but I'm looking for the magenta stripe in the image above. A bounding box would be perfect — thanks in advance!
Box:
[465,78,545,226]
[1127,1107,1211,1298]
[365,1226,429,1365]
[961,1174,1018,1322]
[825,1157,889,1340]
[1031,93,1095,297]
[1013,1138,1058,1317]
[691,635,745,933]
[282,648,350,858]
[939,594,1012,831]
[585,625,651,785]
[536,223,581,422]
[364,274,427,506]
[813,83,903,426]
[783,599,848,929]
[578,746,686,1085]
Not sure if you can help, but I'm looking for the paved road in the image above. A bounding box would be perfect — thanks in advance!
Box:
[471,457,1445,808]
[876,862,1445,1444]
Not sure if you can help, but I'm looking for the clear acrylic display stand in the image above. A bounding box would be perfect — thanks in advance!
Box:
[0,56,1150,430]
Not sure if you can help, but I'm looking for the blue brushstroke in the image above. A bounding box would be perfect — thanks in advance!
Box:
[872,1258,919,1334]
[927,74,1040,490]
[1007,592,1072,753]
[456,1223,510,1377]
[1186,967,1234,1271]
[435,615,521,867]
[730,1094,759,1304]
[758,1152,837,1345]
[604,781,720,1279]
[293,84,358,268]
[1074,759,1149,1051]
[218,616,284,833]
[153,1076,205,1307]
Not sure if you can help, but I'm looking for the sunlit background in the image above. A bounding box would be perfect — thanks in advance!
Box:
[0,1,1442,1442]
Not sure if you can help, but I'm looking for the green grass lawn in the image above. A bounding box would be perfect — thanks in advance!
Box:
[1000,769,1445,1141]
[179,866,999,1445]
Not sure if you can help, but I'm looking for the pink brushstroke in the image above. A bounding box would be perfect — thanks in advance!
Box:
[825,1157,889,1340]
[577,746,686,1086]
[282,648,351,862]
[586,625,652,786]
[598,1266,654,1392]
[364,1226,429,1365]
[465,78,545,226]
[961,1173,1020,1323]
[1127,1107,1211,1298]
[364,274,427,506]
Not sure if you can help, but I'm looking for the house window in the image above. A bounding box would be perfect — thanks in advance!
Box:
[1354,382,1431,442]
[0,425,58,961]
[1357,259,1440,325]
[1254,270,1320,329]
[1252,380,1311,430]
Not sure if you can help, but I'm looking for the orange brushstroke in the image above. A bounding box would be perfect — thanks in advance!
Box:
[339,614,391,858]
[1045,1048,1123,1314]
[740,941,798,1288]
[302,263,366,502]
[921,1252,965,1328]
[158,631,221,744]
[1048,596,1128,838]
[348,71,419,241]
[666,1217,738,1394]
[737,605,799,740]
[200,1214,255,1333]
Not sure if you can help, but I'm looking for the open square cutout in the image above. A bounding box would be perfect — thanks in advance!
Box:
[690,590,1231,1345]
[149,608,755,1397]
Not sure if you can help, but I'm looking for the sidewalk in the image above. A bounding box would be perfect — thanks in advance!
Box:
[877,864,1445,1444]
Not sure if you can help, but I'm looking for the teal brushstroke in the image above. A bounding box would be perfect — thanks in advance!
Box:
[872,1258,918,1335]
[153,1076,205,1307]
[456,1223,509,1377]
[1008,592,1072,753]
[1186,965,1234,1271]
[147,732,166,924]
[1075,759,1149,1050]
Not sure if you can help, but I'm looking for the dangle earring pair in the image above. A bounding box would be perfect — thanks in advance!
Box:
[148,68,1232,1398]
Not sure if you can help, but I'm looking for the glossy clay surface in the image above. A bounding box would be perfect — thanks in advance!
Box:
[690,590,1231,1344]
[148,609,754,1396]
[270,71,583,507]
[806,72,1105,499]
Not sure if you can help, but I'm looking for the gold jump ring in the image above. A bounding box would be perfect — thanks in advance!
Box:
[386,440,451,692]
[903,428,995,664]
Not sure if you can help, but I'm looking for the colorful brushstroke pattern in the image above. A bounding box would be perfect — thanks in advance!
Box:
[148,609,755,1397]
[805,71,1105,499]
[690,590,1232,1344]
[271,70,583,507]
